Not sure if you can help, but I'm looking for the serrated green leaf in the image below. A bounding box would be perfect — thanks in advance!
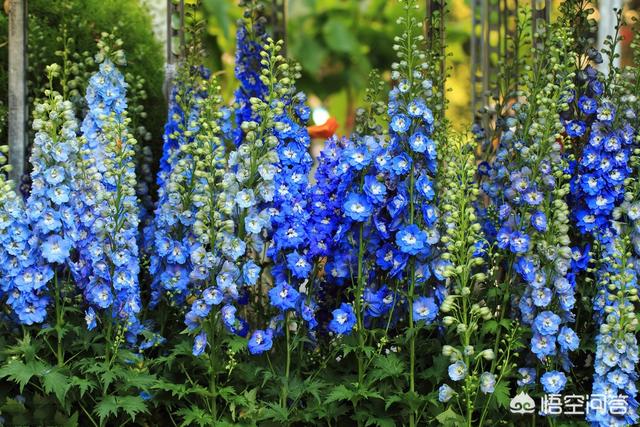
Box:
[365,416,396,427]
[176,407,214,427]
[69,376,94,398]
[435,407,466,426]
[370,353,405,382]
[94,395,118,424]
[261,402,289,422]
[40,369,70,403]
[0,360,45,392]
[325,384,355,404]
[493,381,511,409]
[117,395,149,420]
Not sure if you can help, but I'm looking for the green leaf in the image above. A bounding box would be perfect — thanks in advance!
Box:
[493,381,511,409]
[370,353,405,382]
[41,369,71,403]
[117,395,149,420]
[176,407,214,427]
[325,384,355,404]
[94,395,118,424]
[0,360,45,392]
[261,402,289,422]
[322,18,358,54]
[365,417,396,427]
[69,376,95,398]
[435,407,466,426]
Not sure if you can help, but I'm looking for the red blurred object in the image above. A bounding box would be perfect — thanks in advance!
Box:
[307,117,338,139]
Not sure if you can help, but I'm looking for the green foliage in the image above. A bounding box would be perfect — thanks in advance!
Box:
[0,0,164,150]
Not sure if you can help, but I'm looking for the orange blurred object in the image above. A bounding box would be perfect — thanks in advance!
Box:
[307,117,338,139]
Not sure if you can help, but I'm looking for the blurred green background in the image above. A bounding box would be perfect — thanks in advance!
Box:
[201,0,474,134]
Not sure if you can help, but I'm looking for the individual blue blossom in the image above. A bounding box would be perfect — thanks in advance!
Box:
[242,261,261,286]
[390,114,411,133]
[448,361,467,382]
[517,368,536,387]
[530,211,547,232]
[540,371,567,394]
[248,329,273,355]
[286,251,312,279]
[412,296,437,324]
[363,175,387,204]
[509,232,530,254]
[479,372,496,394]
[343,192,372,222]
[396,224,427,256]
[192,331,208,356]
[268,282,300,312]
[85,307,97,331]
[438,384,455,403]
[328,303,356,335]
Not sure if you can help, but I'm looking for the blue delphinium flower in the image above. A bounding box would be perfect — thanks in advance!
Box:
[585,237,639,426]
[448,361,467,381]
[328,303,357,335]
[412,295,437,324]
[248,328,273,355]
[343,192,373,222]
[438,384,455,403]
[567,66,634,240]
[540,371,567,394]
[192,330,208,356]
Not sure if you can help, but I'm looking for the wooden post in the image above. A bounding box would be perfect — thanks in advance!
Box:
[7,0,27,183]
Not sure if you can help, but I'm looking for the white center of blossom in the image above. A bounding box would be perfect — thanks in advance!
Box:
[280,288,288,298]
[402,234,417,245]
[351,203,365,213]
[337,313,347,324]
[296,259,307,268]
[584,215,595,224]
[417,306,428,316]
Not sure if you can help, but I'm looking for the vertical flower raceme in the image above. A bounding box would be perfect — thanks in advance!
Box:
[437,137,495,422]
[148,66,210,308]
[484,25,579,393]
[232,0,268,145]
[185,39,295,354]
[566,66,634,242]
[73,54,142,337]
[586,237,639,426]
[0,146,47,325]
[71,53,128,294]
[82,114,142,336]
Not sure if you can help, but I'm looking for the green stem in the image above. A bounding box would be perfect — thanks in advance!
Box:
[208,315,218,420]
[408,163,416,427]
[54,271,64,367]
[281,311,291,410]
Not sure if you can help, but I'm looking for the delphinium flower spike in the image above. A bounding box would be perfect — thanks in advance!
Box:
[436,137,498,423]
[232,0,269,145]
[148,65,210,308]
[484,24,579,396]
[0,146,47,325]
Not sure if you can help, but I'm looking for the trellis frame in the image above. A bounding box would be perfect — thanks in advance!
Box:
[470,0,550,141]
